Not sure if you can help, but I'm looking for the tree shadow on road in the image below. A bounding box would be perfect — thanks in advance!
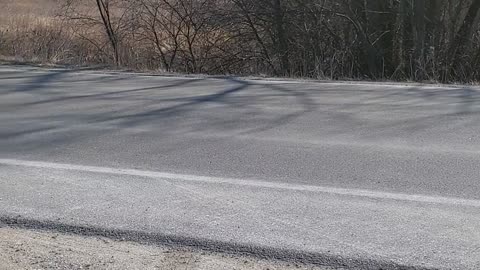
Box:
[3,67,480,150]
[0,71,318,150]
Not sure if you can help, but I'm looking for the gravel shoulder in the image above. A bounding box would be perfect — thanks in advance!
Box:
[0,226,334,270]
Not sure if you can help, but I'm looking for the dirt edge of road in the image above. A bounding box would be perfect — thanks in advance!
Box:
[1,226,337,270]
[0,216,431,270]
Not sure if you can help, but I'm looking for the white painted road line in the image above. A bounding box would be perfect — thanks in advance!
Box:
[1,158,480,208]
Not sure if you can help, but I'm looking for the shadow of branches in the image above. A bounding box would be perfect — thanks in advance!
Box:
[2,68,480,149]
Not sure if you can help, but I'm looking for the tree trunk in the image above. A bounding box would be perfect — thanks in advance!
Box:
[272,0,290,75]
[446,0,480,81]
[392,0,407,79]
[412,0,426,80]
[96,0,120,66]
[348,0,380,78]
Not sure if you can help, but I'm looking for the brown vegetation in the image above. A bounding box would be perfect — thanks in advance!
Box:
[2,0,480,82]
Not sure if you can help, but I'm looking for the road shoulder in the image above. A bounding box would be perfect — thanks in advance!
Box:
[0,226,333,270]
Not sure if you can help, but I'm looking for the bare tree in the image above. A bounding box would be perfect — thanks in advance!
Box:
[96,0,121,66]
[6,0,480,82]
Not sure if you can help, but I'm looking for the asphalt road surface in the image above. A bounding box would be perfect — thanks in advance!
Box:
[1,66,480,269]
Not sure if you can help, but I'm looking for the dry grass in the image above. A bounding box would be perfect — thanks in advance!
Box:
[0,0,236,71]
[0,0,57,23]
[0,0,107,66]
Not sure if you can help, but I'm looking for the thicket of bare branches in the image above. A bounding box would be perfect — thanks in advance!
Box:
[2,0,480,82]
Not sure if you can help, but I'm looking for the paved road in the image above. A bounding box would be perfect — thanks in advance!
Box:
[1,66,480,269]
